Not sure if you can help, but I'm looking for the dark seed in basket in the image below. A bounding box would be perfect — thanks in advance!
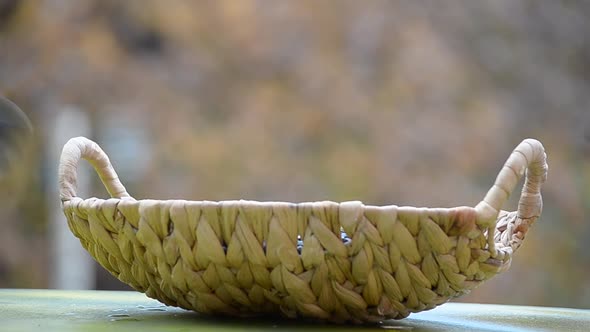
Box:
[221,233,351,255]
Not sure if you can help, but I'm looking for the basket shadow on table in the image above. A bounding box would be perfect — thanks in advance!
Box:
[115,307,419,331]
[108,303,590,332]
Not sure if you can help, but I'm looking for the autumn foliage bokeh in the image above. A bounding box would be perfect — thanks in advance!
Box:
[1,0,589,309]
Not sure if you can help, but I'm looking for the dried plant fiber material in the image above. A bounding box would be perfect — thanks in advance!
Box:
[59,137,547,323]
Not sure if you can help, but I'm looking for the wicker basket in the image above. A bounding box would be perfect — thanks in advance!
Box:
[59,137,547,323]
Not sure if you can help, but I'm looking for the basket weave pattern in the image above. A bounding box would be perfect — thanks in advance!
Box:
[59,138,547,323]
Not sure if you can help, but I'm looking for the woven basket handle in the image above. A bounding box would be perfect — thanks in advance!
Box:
[59,137,131,201]
[476,138,548,226]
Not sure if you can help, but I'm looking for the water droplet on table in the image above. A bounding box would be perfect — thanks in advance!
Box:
[110,317,140,322]
[145,307,167,312]
[108,313,131,318]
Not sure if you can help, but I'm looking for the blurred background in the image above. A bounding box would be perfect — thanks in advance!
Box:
[0,0,588,309]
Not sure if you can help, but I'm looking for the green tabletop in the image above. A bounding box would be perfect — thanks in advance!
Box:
[1,289,588,332]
